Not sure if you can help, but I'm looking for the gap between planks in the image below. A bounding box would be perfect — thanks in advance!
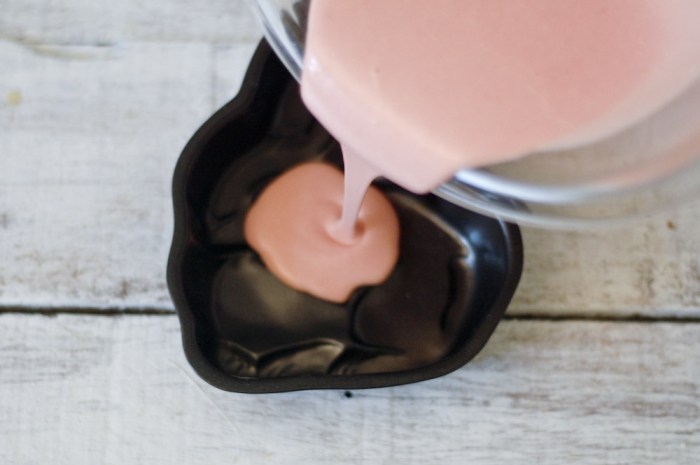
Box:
[1,306,700,323]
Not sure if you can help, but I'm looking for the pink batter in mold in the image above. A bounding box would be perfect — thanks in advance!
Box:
[244,162,400,303]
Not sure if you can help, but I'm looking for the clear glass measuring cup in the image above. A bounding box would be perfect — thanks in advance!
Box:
[247,0,700,228]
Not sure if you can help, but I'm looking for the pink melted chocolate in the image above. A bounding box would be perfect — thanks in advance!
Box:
[303,0,700,192]
[244,161,399,303]
[246,0,700,302]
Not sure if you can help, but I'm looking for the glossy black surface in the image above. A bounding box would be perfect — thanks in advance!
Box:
[167,41,523,393]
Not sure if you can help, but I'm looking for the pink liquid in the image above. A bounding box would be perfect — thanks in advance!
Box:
[245,0,700,302]
[330,146,381,244]
[244,162,399,303]
[302,0,700,192]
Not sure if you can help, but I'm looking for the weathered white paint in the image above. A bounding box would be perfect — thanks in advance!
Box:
[0,314,697,465]
[0,39,257,309]
[0,0,260,44]
[513,206,700,316]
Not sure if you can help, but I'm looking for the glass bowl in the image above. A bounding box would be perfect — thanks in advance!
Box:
[247,0,700,228]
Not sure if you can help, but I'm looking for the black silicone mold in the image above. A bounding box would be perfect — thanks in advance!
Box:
[167,41,523,393]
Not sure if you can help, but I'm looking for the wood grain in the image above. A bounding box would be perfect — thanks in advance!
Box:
[513,207,700,317]
[0,313,697,465]
[0,0,260,44]
[0,40,254,309]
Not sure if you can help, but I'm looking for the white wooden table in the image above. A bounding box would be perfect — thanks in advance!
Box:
[1,2,699,463]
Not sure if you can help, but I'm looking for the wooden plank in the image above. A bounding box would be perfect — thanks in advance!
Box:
[0,39,261,310]
[0,314,697,464]
[0,41,220,309]
[0,0,260,44]
[512,204,700,317]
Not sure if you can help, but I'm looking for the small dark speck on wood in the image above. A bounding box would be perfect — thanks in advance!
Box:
[117,280,130,299]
